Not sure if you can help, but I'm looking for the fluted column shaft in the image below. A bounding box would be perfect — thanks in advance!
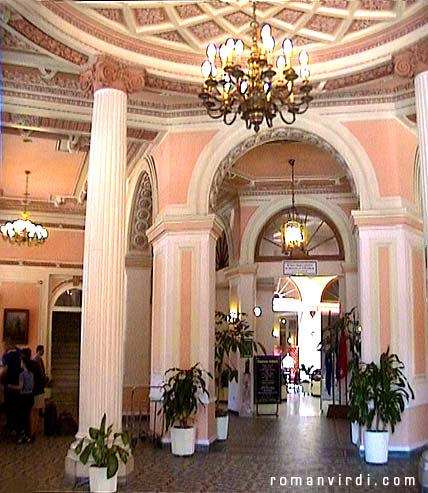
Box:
[78,87,127,435]
[415,71,428,255]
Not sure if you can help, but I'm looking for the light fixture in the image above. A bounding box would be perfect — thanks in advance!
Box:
[287,332,293,345]
[199,1,312,132]
[0,171,48,245]
[227,311,239,324]
[253,306,262,317]
[280,159,305,254]
[272,327,280,338]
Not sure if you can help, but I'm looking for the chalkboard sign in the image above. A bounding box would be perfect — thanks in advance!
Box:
[254,355,282,406]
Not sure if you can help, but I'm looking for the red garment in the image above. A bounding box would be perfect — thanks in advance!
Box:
[338,329,348,380]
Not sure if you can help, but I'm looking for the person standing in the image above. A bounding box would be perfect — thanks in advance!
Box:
[33,345,46,383]
[9,355,34,443]
[1,339,22,436]
[32,345,46,427]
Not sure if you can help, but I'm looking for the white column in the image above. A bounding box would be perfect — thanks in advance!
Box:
[78,87,127,435]
[415,71,428,279]
[66,57,145,480]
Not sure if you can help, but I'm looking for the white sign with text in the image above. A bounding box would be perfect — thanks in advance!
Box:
[283,261,317,276]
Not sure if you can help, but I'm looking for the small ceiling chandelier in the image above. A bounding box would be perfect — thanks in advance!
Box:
[199,1,313,132]
[0,170,49,245]
[280,159,305,254]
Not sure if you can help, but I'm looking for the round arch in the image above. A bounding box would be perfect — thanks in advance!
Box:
[188,116,380,215]
[239,195,356,265]
[126,154,158,256]
[47,281,83,374]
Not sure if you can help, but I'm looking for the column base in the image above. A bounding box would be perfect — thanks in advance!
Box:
[65,440,134,483]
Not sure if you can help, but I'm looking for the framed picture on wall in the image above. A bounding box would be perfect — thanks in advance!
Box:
[3,309,29,344]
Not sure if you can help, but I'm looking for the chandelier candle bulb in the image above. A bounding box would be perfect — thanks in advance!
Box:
[198,0,313,132]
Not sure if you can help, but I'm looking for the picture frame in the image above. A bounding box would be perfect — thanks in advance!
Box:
[3,309,29,345]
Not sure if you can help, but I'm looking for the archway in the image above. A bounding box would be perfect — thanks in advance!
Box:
[188,118,380,215]
[50,287,82,416]
[124,163,156,418]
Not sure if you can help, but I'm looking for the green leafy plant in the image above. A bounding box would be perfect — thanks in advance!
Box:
[318,307,361,365]
[75,414,130,479]
[365,348,414,432]
[348,348,414,432]
[215,311,266,416]
[160,363,212,430]
[348,363,370,425]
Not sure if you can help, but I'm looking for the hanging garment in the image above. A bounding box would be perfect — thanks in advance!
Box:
[325,352,333,395]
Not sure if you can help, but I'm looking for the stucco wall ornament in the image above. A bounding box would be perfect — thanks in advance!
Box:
[209,127,354,210]
[80,56,146,95]
[130,172,153,252]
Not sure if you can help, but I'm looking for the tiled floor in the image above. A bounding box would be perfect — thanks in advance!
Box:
[0,395,423,493]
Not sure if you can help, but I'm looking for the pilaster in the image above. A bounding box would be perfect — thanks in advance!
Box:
[147,215,222,446]
[354,211,428,451]
[224,264,258,416]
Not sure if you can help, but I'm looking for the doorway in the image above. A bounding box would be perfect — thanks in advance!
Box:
[51,289,82,416]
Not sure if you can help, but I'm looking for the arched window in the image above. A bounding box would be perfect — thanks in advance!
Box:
[255,206,344,262]
[54,288,82,308]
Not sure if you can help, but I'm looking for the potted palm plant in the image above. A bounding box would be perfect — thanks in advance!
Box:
[215,311,265,440]
[75,414,130,493]
[349,348,414,464]
[160,362,212,456]
[348,362,369,445]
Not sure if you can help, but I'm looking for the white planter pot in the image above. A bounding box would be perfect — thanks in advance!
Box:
[216,415,229,441]
[171,426,195,456]
[89,466,117,493]
[364,430,390,464]
[351,421,360,445]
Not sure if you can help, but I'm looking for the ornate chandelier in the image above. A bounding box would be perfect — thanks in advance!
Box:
[280,159,305,253]
[0,170,49,245]
[199,1,313,132]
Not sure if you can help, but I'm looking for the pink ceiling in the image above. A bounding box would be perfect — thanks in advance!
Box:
[233,142,344,179]
[1,134,85,200]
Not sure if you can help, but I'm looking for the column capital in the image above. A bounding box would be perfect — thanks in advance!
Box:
[80,56,145,96]
[147,214,223,245]
[393,38,428,79]
[224,263,258,280]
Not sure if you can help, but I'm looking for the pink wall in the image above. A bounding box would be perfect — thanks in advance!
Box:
[390,404,428,448]
[0,282,40,353]
[231,205,241,262]
[180,249,192,369]
[344,120,417,203]
[378,246,391,353]
[240,205,258,244]
[0,229,84,264]
[153,131,217,210]
[412,248,426,376]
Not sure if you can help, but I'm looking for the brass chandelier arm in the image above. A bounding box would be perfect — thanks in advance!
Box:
[199,1,312,132]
